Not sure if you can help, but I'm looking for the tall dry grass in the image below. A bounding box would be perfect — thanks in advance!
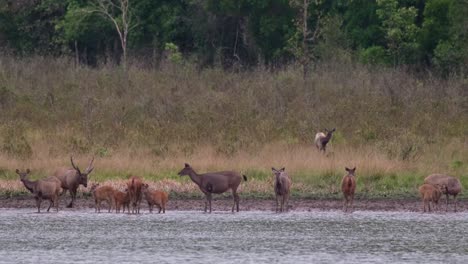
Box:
[0,55,466,198]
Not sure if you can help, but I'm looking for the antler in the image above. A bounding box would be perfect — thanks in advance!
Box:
[85,156,95,174]
[70,156,81,174]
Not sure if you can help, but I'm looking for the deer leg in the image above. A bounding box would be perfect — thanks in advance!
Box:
[208,193,212,213]
[36,197,41,213]
[445,193,449,212]
[285,194,290,212]
[350,195,354,212]
[343,196,347,212]
[67,189,76,208]
[47,200,53,212]
[454,194,458,212]
[276,195,280,213]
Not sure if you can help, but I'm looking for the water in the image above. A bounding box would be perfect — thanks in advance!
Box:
[0,209,467,263]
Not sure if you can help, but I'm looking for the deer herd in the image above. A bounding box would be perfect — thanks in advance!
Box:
[14,128,463,214]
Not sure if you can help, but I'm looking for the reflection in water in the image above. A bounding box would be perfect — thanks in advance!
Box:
[0,209,467,263]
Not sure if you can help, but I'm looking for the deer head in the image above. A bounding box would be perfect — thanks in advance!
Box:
[345,167,356,176]
[272,167,286,177]
[178,163,194,176]
[70,156,94,187]
[15,168,31,180]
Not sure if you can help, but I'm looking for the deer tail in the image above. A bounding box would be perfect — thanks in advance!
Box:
[243,175,247,182]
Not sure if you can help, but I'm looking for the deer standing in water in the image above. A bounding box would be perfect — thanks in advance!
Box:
[53,156,94,208]
[418,183,444,213]
[178,163,247,213]
[341,167,356,212]
[126,176,143,214]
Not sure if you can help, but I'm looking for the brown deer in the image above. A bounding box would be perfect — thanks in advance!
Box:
[141,184,169,213]
[418,183,444,213]
[424,174,462,212]
[178,163,247,213]
[89,183,115,213]
[53,156,94,208]
[16,169,62,213]
[341,167,356,212]
[126,176,143,214]
[272,167,291,213]
[314,128,336,153]
[113,189,130,213]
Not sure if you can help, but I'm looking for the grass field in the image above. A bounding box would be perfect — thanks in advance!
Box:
[0,56,466,200]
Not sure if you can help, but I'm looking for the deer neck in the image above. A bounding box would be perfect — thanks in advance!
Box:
[187,171,203,187]
[21,178,37,193]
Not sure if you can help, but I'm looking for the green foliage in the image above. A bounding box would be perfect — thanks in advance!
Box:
[1,126,32,159]
[376,0,420,65]
[164,42,183,64]
[359,46,390,65]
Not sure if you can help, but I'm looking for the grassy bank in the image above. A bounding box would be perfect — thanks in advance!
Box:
[1,144,467,200]
[0,56,466,199]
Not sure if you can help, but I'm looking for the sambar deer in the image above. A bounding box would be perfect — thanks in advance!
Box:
[314,128,336,153]
[178,163,247,213]
[16,169,62,213]
[89,183,115,213]
[53,156,94,208]
[341,167,356,213]
[126,176,143,214]
[272,167,291,213]
[424,174,462,212]
[113,189,130,213]
[418,183,443,213]
[141,184,169,213]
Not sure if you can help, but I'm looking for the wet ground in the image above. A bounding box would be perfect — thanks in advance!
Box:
[0,208,467,263]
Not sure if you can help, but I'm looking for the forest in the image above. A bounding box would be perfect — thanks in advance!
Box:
[1,0,467,74]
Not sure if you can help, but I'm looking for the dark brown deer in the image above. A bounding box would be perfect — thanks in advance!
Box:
[90,183,116,213]
[126,176,143,214]
[16,169,62,213]
[272,167,291,213]
[178,163,247,213]
[53,156,94,208]
[314,128,336,153]
[341,167,356,212]
[141,184,169,213]
[424,174,462,212]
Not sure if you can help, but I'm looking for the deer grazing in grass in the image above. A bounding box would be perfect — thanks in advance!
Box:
[341,167,356,213]
[90,183,115,213]
[53,156,94,208]
[418,183,444,213]
[141,184,169,213]
[16,169,62,213]
[424,174,462,212]
[178,163,247,213]
[113,189,130,213]
[126,176,143,214]
[272,167,291,213]
[314,128,336,153]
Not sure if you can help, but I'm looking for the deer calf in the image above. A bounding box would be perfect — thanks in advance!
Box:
[418,184,444,213]
[90,183,115,213]
[113,189,130,213]
[341,167,356,212]
[141,184,169,213]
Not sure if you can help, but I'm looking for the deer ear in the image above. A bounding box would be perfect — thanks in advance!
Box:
[26,168,30,173]
[184,163,190,168]
[271,167,276,172]
[352,167,356,172]
[280,167,285,172]
[15,169,20,174]
[345,167,350,172]
[332,128,336,132]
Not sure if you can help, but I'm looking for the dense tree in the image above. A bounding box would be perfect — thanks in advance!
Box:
[0,0,466,74]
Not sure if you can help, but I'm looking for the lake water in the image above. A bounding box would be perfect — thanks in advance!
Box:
[0,209,467,263]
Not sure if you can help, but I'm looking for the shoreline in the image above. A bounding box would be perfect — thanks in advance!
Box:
[1,195,465,212]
